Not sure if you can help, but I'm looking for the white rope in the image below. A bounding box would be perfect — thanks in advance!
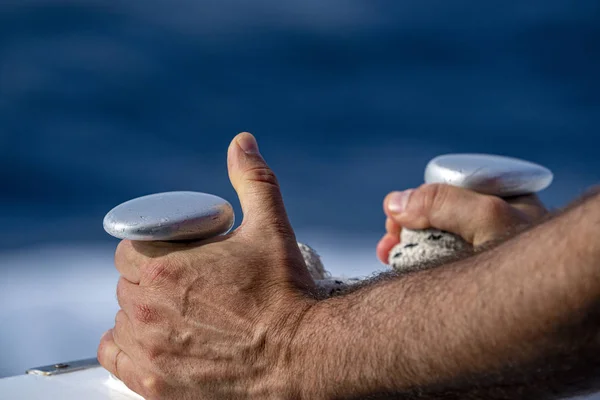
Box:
[303,229,472,296]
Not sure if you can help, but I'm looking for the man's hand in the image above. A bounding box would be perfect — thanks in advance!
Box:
[288,190,600,400]
[377,184,547,263]
[98,133,316,399]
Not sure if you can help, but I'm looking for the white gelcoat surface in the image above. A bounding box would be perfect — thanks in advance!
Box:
[2,365,600,400]
[0,367,140,400]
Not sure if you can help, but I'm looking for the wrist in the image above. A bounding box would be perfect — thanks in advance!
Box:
[280,298,338,400]
[283,295,375,400]
[264,295,322,400]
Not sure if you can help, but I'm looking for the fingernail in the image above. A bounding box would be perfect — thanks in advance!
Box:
[388,190,413,215]
[237,132,260,155]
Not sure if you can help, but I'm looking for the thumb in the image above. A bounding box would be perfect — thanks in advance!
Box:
[227,132,294,237]
[384,183,522,246]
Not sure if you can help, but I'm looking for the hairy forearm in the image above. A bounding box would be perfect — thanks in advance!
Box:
[291,191,600,399]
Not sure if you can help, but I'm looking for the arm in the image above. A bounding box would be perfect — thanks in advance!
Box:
[293,190,600,399]
[98,132,600,400]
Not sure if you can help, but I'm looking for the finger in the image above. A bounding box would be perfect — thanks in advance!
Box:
[505,194,547,220]
[113,310,138,356]
[115,239,183,286]
[98,329,144,396]
[385,217,400,236]
[376,233,400,265]
[114,240,144,283]
[116,277,162,325]
[385,184,520,246]
[227,132,295,238]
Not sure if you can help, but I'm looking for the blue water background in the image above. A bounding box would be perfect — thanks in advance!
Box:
[0,0,599,380]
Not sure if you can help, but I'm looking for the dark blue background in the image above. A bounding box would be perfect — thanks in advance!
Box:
[1,1,599,251]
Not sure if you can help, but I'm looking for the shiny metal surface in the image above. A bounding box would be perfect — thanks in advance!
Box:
[103,192,234,241]
[26,358,100,376]
[424,154,553,197]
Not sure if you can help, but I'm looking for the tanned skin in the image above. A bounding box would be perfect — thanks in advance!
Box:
[99,133,600,400]
[292,190,600,399]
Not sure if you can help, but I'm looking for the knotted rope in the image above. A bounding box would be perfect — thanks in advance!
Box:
[302,229,472,296]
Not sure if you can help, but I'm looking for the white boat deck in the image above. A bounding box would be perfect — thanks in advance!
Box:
[0,366,141,400]
[1,362,600,400]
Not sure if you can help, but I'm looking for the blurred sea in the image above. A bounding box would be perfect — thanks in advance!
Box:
[1,0,599,383]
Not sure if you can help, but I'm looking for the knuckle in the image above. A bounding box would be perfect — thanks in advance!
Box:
[244,166,280,188]
[115,309,127,326]
[115,240,133,264]
[508,195,547,220]
[116,278,128,304]
[134,303,160,325]
[97,349,107,370]
[167,329,192,349]
[113,312,126,345]
[142,258,180,287]
[144,344,164,363]
[97,337,109,365]
[141,375,165,399]
[416,183,448,215]
[481,196,511,221]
